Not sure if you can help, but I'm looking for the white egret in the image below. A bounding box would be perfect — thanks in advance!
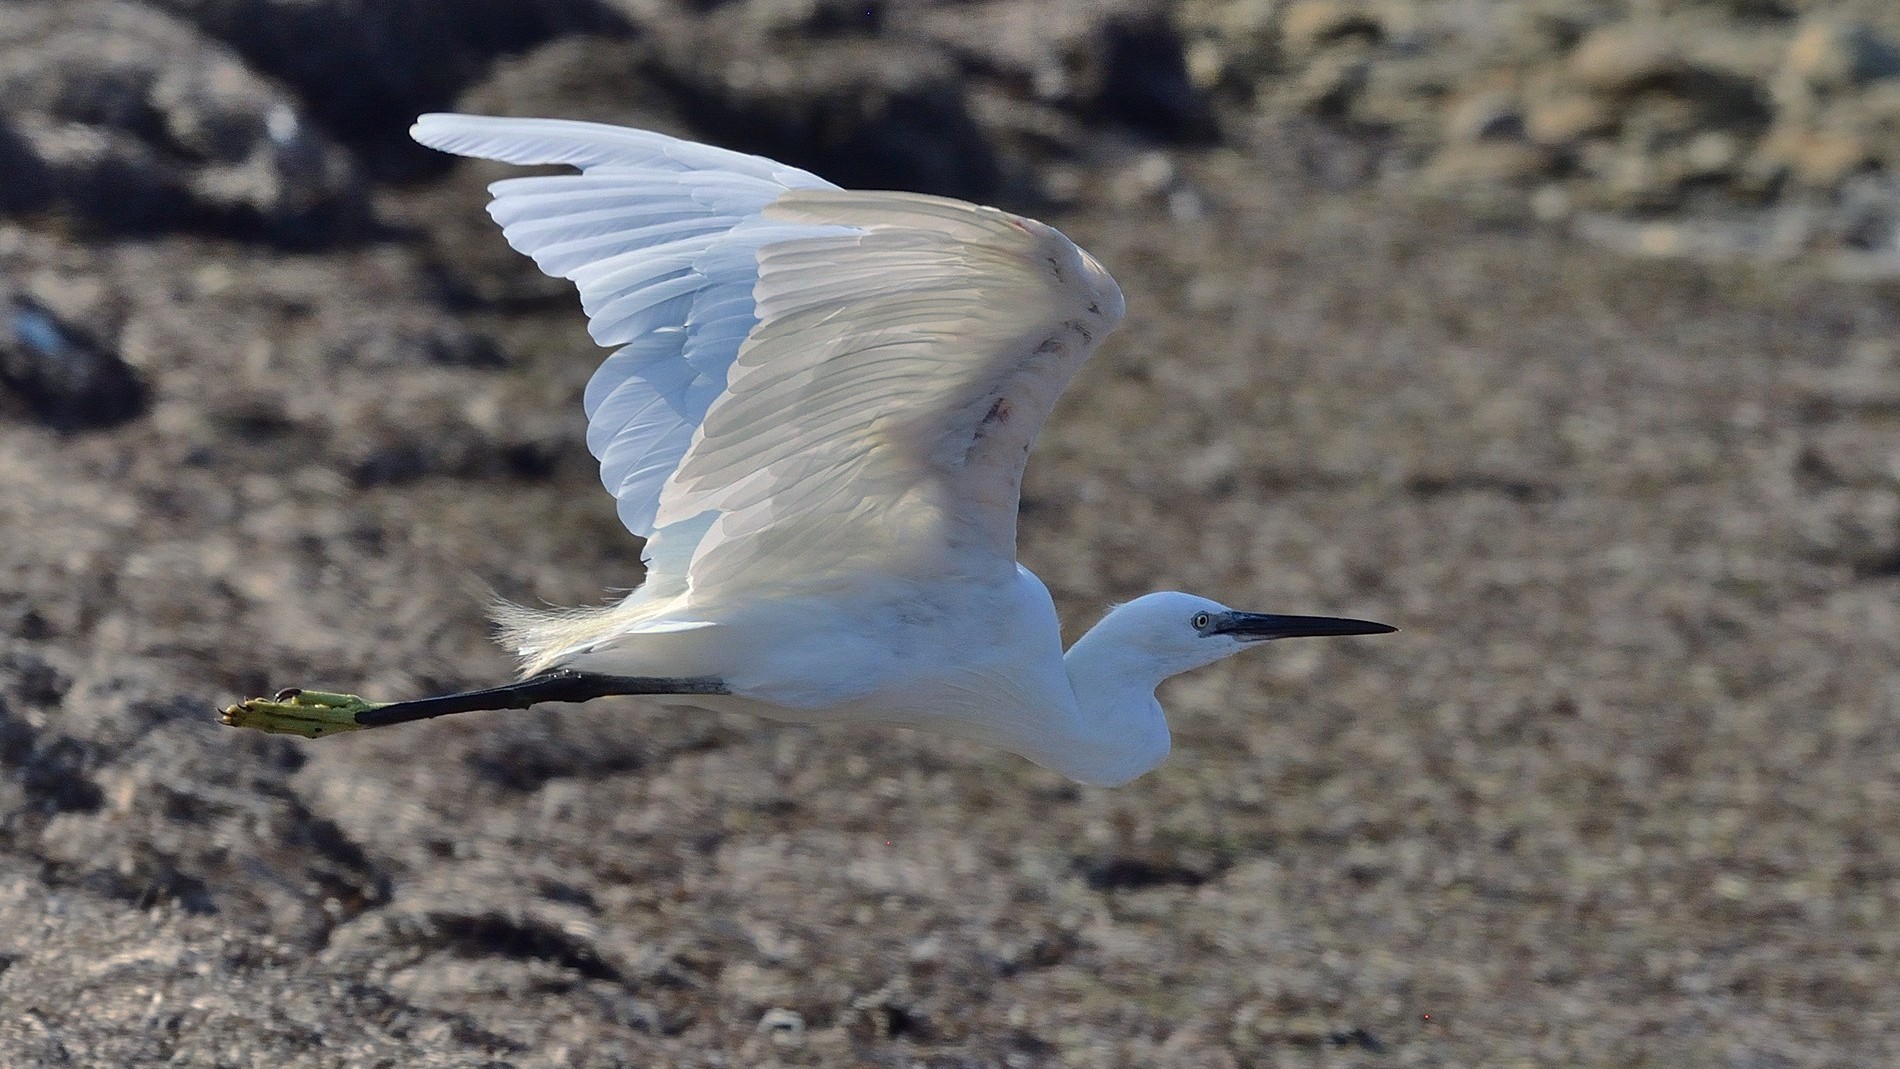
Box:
[221,114,1394,786]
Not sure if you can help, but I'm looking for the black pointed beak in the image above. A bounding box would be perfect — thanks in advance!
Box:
[1208,612,1397,641]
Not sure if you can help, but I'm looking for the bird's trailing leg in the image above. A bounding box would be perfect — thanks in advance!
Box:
[219,669,729,739]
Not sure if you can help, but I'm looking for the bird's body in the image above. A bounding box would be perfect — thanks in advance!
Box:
[586,564,1147,783]
[220,114,1393,785]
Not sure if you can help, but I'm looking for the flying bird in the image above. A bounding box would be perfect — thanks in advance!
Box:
[220,114,1394,786]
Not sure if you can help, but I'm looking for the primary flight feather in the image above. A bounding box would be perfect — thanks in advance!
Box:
[220,114,1393,786]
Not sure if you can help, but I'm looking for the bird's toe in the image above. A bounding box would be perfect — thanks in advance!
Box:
[218,689,382,738]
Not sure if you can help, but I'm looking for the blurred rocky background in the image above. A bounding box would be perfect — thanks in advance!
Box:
[2,0,1897,1065]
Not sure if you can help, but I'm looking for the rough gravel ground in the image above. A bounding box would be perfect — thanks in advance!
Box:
[2,131,1899,1066]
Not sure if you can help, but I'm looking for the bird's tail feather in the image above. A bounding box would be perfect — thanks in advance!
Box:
[490,595,718,678]
[489,598,625,679]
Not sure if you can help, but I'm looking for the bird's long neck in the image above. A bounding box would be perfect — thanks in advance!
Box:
[1057,623,1173,787]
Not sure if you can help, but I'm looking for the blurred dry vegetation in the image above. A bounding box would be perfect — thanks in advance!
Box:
[1,0,1897,1065]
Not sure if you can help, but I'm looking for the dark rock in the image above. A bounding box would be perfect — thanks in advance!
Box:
[456,28,1012,201]
[0,649,71,709]
[447,1,1209,204]
[0,695,31,768]
[145,0,630,176]
[1088,12,1219,139]
[0,292,147,432]
[1076,853,1221,890]
[0,116,54,216]
[0,1,366,242]
[907,0,1215,142]
[455,34,681,129]
[645,32,1004,200]
[0,722,106,818]
[402,910,624,982]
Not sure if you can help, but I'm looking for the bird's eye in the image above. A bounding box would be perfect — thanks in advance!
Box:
[1192,612,1211,630]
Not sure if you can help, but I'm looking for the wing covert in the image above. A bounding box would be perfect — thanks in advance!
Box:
[657,188,1124,592]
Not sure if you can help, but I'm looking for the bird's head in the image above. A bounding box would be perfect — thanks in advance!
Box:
[1077,591,1396,682]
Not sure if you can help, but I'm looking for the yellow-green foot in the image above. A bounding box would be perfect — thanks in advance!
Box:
[219,688,387,738]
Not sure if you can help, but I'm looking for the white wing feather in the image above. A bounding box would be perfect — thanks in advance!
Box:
[659,189,1122,591]
[411,114,1123,636]
[413,113,840,541]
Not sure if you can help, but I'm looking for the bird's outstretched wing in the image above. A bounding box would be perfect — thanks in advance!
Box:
[412,114,1123,601]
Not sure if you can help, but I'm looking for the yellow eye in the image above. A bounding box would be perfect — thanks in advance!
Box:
[1192,612,1211,630]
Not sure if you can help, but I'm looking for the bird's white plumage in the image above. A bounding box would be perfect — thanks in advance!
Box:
[408,115,831,185]
[660,189,1121,590]
[384,114,1394,786]
[411,113,1123,616]
[412,114,839,547]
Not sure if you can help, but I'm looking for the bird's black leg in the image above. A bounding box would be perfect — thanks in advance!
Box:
[357,670,728,727]
[219,669,729,738]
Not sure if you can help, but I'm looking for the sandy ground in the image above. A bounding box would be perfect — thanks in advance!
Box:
[2,93,1899,1069]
